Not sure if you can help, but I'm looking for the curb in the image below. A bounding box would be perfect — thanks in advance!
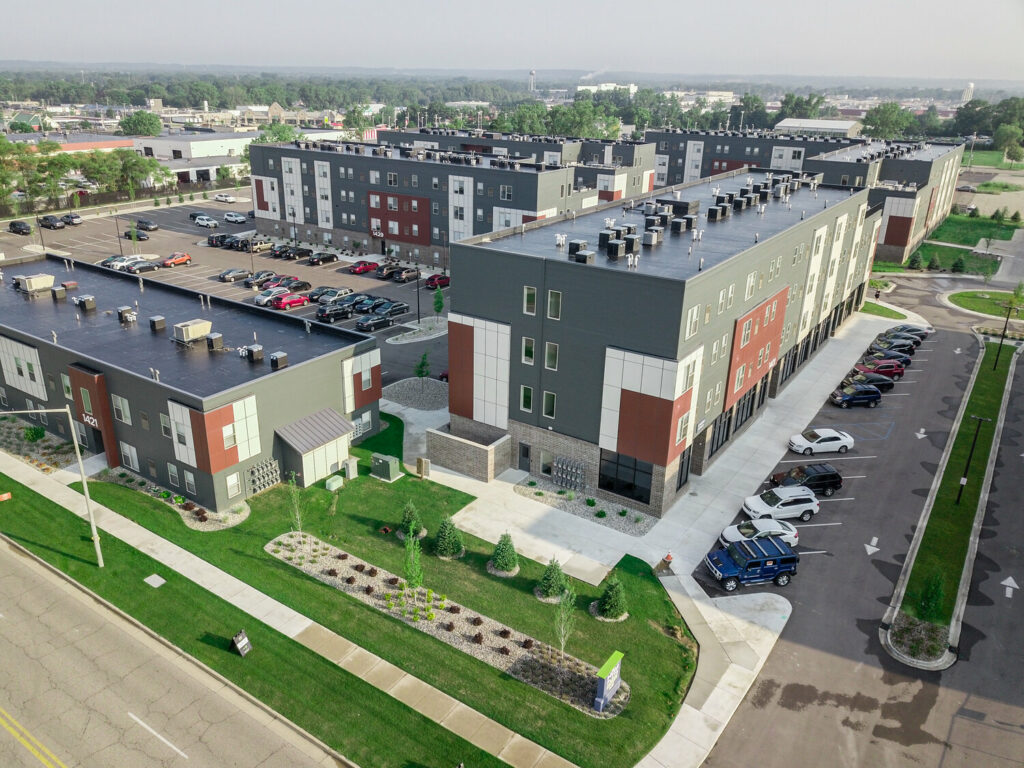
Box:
[0,531,359,768]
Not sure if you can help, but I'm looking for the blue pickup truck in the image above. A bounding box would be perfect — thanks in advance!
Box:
[703,536,799,592]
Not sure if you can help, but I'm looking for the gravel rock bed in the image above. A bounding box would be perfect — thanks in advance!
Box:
[103,469,250,531]
[513,475,658,536]
[265,531,629,717]
[382,377,450,411]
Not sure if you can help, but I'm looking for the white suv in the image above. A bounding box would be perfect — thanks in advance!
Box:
[742,486,819,522]
[194,215,218,228]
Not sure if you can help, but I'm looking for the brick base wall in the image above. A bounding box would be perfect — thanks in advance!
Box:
[426,419,511,483]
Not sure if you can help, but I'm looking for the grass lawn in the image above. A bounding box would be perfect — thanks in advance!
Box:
[977,181,1024,194]
[871,261,906,273]
[961,150,1018,170]
[71,414,696,768]
[947,291,1021,318]
[902,343,1011,623]
[0,473,504,768]
[910,243,998,275]
[929,214,1020,246]
[859,302,906,319]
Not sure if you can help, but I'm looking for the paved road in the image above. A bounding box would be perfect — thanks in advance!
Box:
[702,281,1024,767]
[0,543,334,768]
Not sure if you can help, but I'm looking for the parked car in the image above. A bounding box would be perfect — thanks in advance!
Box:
[247,209,255,218]
[309,251,339,266]
[60,213,83,226]
[354,296,388,314]
[221,235,242,249]
[719,518,799,548]
[207,233,229,247]
[98,255,123,267]
[271,293,310,310]
[126,261,160,274]
[109,256,145,271]
[254,287,290,306]
[224,211,247,224]
[375,263,402,280]
[263,275,299,289]
[438,369,449,382]
[283,247,313,261]
[355,314,394,331]
[39,215,65,230]
[349,260,379,274]
[245,270,277,289]
[214,193,237,203]
[956,184,977,192]
[843,371,894,392]
[316,287,354,304]
[335,292,370,308]
[862,348,912,367]
[879,331,922,348]
[771,463,843,497]
[194,215,219,228]
[742,486,820,522]
[393,267,420,282]
[854,358,905,380]
[135,218,159,231]
[248,239,274,254]
[270,243,293,258]
[704,537,799,592]
[162,252,192,267]
[830,382,882,408]
[869,337,916,357]
[374,300,410,318]
[889,324,931,339]
[425,273,450,289]
[189,211,209,221]
[124,229,149,241]
[281,279,312,292]
[8,220,31,235]
[315,303,355,323]
[219,268,252,282]
[788,428,854,456]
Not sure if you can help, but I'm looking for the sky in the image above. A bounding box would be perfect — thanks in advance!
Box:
[2,0,1022,83]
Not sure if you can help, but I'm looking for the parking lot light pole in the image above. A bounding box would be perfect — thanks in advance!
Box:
[993,301,1019,371]
[415,273,422,325]
[111,209,124,258]
[955,414,993,505]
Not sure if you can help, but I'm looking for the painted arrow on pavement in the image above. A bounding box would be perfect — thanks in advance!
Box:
[916,429,928,440]
[954,347,962,354]
[1002,577,1019,599]
[865,536,879,556]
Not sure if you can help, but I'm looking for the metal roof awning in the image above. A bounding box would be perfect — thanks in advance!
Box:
[275,408,355,455]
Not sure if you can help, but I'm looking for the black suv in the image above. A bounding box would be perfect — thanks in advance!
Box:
[208,233,229,247]
[270,243,293,258]
[770,463,843,497]
[284,247,313,261]
[375,263,402,280]
[39,215,65,230]
[9,220,31,235]
[315,303,355,324]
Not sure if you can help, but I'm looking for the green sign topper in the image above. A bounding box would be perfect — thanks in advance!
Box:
[594,651,624,712]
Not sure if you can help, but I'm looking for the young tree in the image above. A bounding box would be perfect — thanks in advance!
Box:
[403,521,424,602]
[414,351,430,391]
[8,120,36,133]
[491,533,518,572]
[598,576,627,619]
[538,557,568,598]
[927,253,943,271]
[216,165,233,183]
[1006,143,1024,170]
[907,252,923,270]
[118,110,162,137]
[554,583,577,683]
[951,254,966,273]
[434,515,464,558]
[287,471,304,550]
[433,287,445,328]
[400,499,422,537]
[992,124,1024,152]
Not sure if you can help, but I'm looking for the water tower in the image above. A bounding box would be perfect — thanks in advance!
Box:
[529,70,536,92]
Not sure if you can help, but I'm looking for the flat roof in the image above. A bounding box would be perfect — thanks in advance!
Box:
[775,118,860,130]
[0,258,367,400]
[163,154,245,170]
[472,170,861,282]
[816,141,961,164]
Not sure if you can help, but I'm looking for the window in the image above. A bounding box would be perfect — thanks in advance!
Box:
[676,413,690,445]
[499,185,512,201]
[542,391,556,419]
[147,458,157,478]
[0,386,6,406]
[411,224,419,237]
[184,470,196,495]
[411,174,418,188]
[711,340,720,363]
[361,366,372,390]
[453,179,465,194]
[369,194,380,208]
[111,394,132,425]
[685,305,700,339]
[727,285,735,308]
[347,168,354,180]
[758,348,764,367]
[432,176,439,189]
[704,304,712,324]
[388,221,399,235]
[222,424,237,450]
[39,409,47,426]
[599,449,653,505]
[453,206,465,221]
[80,388,93,415]
[547,290,562,320]
[432,226,439,240]
[522,337,535,365]
[387,197,398,211]
[139,411,150,431]
[26,399,35,419]
[520,385,533,413]
[119,441,139,471]
[175,423,187,447]
[74,419,86,446]
[523,286,536,315]
[545,342,559,371]
[411,200,418,212]
[160,414,171,438]
[348,190,355,202]
[734,365,746,392]
[683,360,696,390]
[387,172,398,187]
[540,450,554,477]
[476,208,483,222]
[718,288,727,314]
[741,319,753,347]
[300,162,307,174]
[61,374,72,399]
[721,333,729,357]
[46,373,55,392]
[368,170,380,185]
[745,271,757,300]
[226,472,241,498]
[431,201,440,215]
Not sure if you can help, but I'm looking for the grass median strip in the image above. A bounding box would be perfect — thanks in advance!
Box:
[902,342,1010,625]
[859,302,906,320]
[929,213,1020,246]
[0,471,505,768]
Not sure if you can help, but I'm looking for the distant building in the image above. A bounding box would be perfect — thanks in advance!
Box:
[773,119,862,138]
[961,82,975,103]
[577,83,638,98]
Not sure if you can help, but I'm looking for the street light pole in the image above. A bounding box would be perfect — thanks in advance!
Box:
[415,272,421,325]
[955,414,992,505]
[112,209,124,258]
[993,300,1018,371]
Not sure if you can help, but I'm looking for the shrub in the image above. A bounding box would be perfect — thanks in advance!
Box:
[365,585,374,595]
[165,197,172,205]
[189,192,195,201]
[387,575,398,584]
[598,576,628,619]
[585,498,597,507]
[491,533,519,572]
[634,515,643,524]
[527,480,537,487]
[498,646,511,656]
[23,426,45,443]
[182,501,196,511]
[118,472,128,479]
[345,576,356,585]
[522,638,534,650]
[951,255,966,273]
[596,509,607,518]
[448,605,461,614]
[443,622,454,632]
[538,557,568,598]
[557,489,566,495]
[426,611,435,620]
[173,496,185,504]
[160,491,172,499]
[368,567,378,577]
[201,191,208,200]
[153,198,160,206]
[927,253,942,271]
[177,193,184,203]
[472,633,484,645]
[907,252,923,270]
[471,616,484,627]
[338,553,350,560]
[499,628,511,639]
[195,513,207,522]
[1013,210,1022,223]
[566,491,575,501]
[354,563,365,572]
[534,491,543,496]
[968,206,980,218]
[434,514,464,558]
[326,568,338,577]
[619,509,628,516]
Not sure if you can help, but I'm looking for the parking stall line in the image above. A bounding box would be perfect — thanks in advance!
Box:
[842,475,867,479]
[797,550,830,555]
[778,455,877,463]
[794,521,843,527]
[887,392,912,396]
[819,497,855,503]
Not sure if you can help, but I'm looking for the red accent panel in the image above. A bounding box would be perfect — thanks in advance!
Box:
[353,365,382,410]
[724,286,789,411]
[598,189,624,202]
[196,404,239,475]
[255,179,269,212]
[448,321,475,419]
[368,192,431,245]
[68,366,119,468]
[646,172,655,193]
[616,390,674,466]
[884,215,913,246]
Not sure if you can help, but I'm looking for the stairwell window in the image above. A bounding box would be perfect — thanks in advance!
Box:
[520,386,533,413]
[547,291,562,320]
[167,463,179,487]
[522,337,535,365]
[523,286,536,315]
[184,470,196,495]
[545,342,559,371]
[542,391,556,419]
[111,394,132,425]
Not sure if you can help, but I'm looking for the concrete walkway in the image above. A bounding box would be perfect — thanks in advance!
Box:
[0,453,575,768]
[384,303,933,768]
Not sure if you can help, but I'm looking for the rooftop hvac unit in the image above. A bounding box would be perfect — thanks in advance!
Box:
[606,239,626,259]
[19,274,55,292]
[567,239,588,255]
[572,250,595,264]
[624,234,641,253]
[246,344,264,363]
[116,306,136,323]
[642,231,658,246]
[51,286,66,301]
[149,315,166,333]
[270,351,289,370]
[206,333,224,351]
[598,229,615,248]
[72,295,96,311]
[173,319,213,343]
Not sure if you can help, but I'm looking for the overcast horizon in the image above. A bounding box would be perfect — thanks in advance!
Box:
[1,0,1022,82]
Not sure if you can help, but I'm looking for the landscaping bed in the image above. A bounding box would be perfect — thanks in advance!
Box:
[512,475,658,536]
[102,468,250,531]
[0,413,81,473]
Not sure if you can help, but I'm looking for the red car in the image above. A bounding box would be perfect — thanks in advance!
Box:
[264,275,299,289]
[271,293,310,310]
[349,260,379,274]
[162,251,192,267]
[425,273,450,289]
[854,358,905,380]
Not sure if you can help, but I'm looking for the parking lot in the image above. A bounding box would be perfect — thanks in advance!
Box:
[1,201,451,385]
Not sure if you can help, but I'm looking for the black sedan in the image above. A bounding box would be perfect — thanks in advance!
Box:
[126,261,160,274]
[843,371,895,393]
[245,271,278,289]
[270,244,292,258]
[221,235,242,249]
[8,220,31,235]
[869,338,915,357]
[355,314,394,332]
[135,218,159,231]
[219,268,252,282]
[879,331,922,347]
[890,324,930,339]
[354,297,388,314]
[124,230,150,241]
[309,251,339,266]
[315,303,355,324]
[279,279,311,292]
[39,215,66,230]
[308,286,337,302]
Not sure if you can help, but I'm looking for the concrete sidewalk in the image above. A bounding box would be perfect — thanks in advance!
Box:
[384,305,932,768]
[0,453,574,768]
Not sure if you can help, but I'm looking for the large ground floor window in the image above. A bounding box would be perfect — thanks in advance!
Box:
[599,449,653,505]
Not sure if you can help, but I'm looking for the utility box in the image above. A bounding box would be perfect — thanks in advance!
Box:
[342,456,359,480]
[325,475,344,492]
[371,453,402,482]
[416,457,431,479]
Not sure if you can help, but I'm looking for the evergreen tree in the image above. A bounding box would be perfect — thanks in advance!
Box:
[434,515,464,558]
[927,253,942,271]
[907,252,923,270]
[538,557,568,598]
[598,576,627,619]
[951,254,966,273]
[400,500,422,536]
[491,533,518,572]
[414,352,430,391]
